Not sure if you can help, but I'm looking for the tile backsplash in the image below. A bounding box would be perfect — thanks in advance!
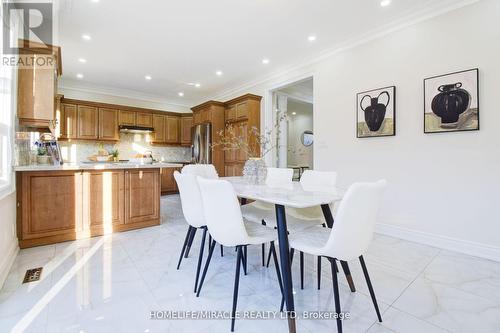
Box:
[59,133,192,163]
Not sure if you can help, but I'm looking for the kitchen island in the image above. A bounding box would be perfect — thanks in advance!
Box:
[15,162,182,248]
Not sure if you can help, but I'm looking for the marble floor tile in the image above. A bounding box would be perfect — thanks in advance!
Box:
[1,195,500,333]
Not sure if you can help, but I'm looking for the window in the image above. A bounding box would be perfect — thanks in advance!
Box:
[0,52,15,199]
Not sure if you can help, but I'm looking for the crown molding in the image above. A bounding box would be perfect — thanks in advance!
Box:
[59,80,193,110]
[211,0,480,100]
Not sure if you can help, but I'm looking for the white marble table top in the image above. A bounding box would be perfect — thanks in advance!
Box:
[224,176,345,209]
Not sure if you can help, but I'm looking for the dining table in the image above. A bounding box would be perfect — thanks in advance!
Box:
[224,176,353,333]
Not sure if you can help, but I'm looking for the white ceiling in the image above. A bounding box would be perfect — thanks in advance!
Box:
[56,0,471,107]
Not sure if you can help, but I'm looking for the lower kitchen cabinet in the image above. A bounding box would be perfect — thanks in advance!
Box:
[125,169,160,224]
[17,168,161,248]
[161,167,181,194]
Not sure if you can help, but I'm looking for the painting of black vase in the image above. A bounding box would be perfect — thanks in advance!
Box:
[357,86,395,138]
[424,68,479,133]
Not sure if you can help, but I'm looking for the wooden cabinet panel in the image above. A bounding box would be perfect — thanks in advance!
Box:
[119,110,136,126]
[225,105,236,121]
[125,169,160,224]
[152,114,166,142]
[236,102,248,119]
[181,116,193,145]
[237,122,248,161]
[161,167,180,193]
[225,164,243,177]
[77,105,98,139]
[193,111,202,125]
[165,116,180,143]
[83,171,124,231]
[17,54,56,128]
[21,171,80,239]
[98,108,119,141]
[60,103,78,139]
[200,108,211,123]
[136,112,153,127]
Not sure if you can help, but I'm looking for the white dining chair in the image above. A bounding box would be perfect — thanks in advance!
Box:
[195,177,284,332]
[288,180,387,333]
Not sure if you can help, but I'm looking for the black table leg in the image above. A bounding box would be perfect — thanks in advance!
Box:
[321,204,356,292]
[275,204,296,333]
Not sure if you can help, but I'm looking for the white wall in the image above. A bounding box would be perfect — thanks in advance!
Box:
[212,0,500,259]
[287,100,313,169]
[0,193,18,288]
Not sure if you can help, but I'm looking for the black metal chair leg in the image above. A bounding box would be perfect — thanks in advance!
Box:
[317,256,321,290]
[184,227,197,258]
[340,260,356,292]
[231,246,243,332]
[300,251,304,290]
[270,242,284,298]
[196,239,216,297]
[243,245,248,275]
[194,227,208,293]
[261,220,267,266]
[359,255,382,322]
[220,245,224,257]
[177,226,192,270]
[329,258,343,333]
[266,245,273,267]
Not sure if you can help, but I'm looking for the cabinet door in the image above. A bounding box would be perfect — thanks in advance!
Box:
[136,112,153,127]
[152,114,166,142]
[165,116,180,143]
[99,108,119,140]
[161,168,178,193]
[77,105,99,139]
[237,122,248,161]
[201,108,211,123]
[21,171,81,239]
[225,105,236,121]
[119,110,136,126]
[124,169,160,224]
[180,116,193,145]
[236,102,248,119]
[193,111,202,125]
[60,103,78,139]
[83,170,124,232]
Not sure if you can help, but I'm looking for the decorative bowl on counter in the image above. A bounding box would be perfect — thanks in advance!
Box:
[130,157,154,164]
[95,155,110,162]
[36,155,51,165]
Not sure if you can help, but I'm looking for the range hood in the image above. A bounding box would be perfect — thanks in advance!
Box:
[119,125,155,134]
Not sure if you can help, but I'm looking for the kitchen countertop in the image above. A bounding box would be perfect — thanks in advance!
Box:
[14,162,184,172]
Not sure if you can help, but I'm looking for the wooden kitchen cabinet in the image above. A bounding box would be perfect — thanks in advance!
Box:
[119,110,136,126]
[18,171,81,247]
[98,108,119,141]
[181,116,193,146]
[236,102,248,119]
[225,164,243,177]
[165,116,180,143]
[136,112,153,127]
[124,169,160,224]
[77,105,99,139]
[59,103,78,139]
[82,170,124,232]
[152,114,166,143]
[160,167,181,194]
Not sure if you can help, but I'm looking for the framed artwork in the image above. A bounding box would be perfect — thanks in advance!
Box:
[357,86,396,138]
[424,68,479,133]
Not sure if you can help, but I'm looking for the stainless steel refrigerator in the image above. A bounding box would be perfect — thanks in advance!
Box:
[191,123,212,164]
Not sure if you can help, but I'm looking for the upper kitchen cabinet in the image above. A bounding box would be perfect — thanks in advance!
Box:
[165,116,180,143]
[180,116,193,146]
[152,114,166,143]
[59,103,78,139]
[98,108,119,141]
[118,110,136,126]
[17,40,62,131]
[77,105,99,140]
[136,112,153,127]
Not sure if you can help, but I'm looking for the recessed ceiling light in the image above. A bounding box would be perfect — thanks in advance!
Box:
[262,58,270,65]
[78,58,87,63]
[91,0,100,3]
[215,71,223,76]
[292,112,297,115]
[380,0,391,7]
[76,73,84,79]
[307,35,317,42]
[178,92,184,97]
[144,75,152,80]
[82,34,91,41]
[194,83,201,88]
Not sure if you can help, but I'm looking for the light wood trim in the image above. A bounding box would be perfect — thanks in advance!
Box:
[191,100,226,112]
[224,93,262,106]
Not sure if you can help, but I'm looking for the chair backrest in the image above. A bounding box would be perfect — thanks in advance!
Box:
[182,164,218,179]
[173,171,206,228]
[300,170,337,188]
[197,177,250,247]
[323,180,386,261]
[266,167,293,185]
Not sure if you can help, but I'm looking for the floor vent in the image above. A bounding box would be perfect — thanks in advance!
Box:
[23,267,43,283]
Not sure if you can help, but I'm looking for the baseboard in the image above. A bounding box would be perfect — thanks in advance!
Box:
[0,240,19,289]
[375,223,500,263]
